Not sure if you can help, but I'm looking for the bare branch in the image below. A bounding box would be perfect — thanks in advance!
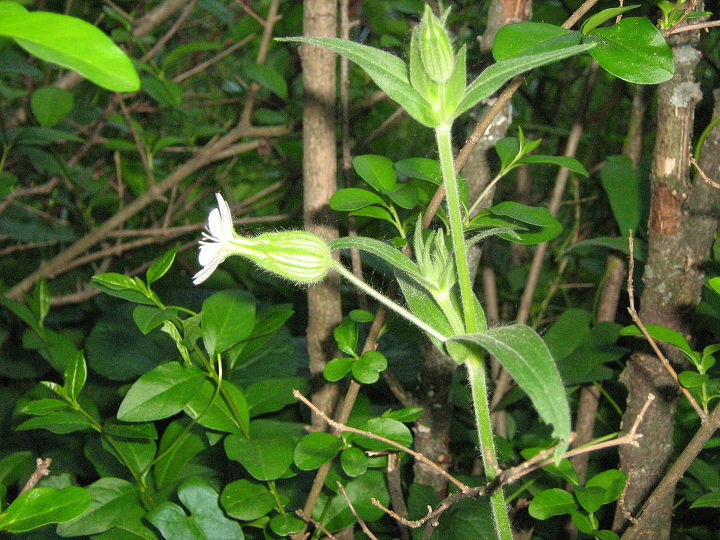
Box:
[20,458,52,494]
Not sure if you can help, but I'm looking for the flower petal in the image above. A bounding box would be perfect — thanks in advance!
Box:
[215,192,235,239]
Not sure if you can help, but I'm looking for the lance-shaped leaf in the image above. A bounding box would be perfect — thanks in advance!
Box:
[449,325,571,454]
[457,43,594,116]
[278,37,436,126]
[331,236,421,278]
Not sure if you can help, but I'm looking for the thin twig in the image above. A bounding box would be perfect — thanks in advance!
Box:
[626,234,707,420]
[668,19,720,34]
[690,155,720,189]
[20,458,52,494]
[294,390,470,493]
[294,509,338,539]
[337,482,379,540]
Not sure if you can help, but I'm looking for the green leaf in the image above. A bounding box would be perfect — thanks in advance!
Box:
[600,155,641,235]
[154,422,208,490]
[580,5,641,34]
[458,44,594,116]
[352,417,413,451]
[63,351,87,401]
[521,448,579,485]
[562,235,647,261]
[352,350,388,384]
[245,62,288,100]
[331,235,421,277]
[279,36,435,126]
[294,432,342,470]
[0,487,90,532]
[353,154,397,192]
[544,309,593,362]
[56,479,139,537]
[333,317,358,356]
[528,488,577,519]
[469,202,562,245]
[493,23,578,61]
[690,491,720,508]
[571,511,597,534]
[270,514,304,535]
[340,447,368,477]
[349,309,374,323]
[90,273,153,306]
[0,11,139,91]
[117,362,206,422]
[15,410,94,434]
[316,470,389,531]
[595,530,620,540]
[349,205,396,224]
[142,75,182,107]
[102,420,157,439]
[220,479,274,521]
[201,290,256,356]
[224,435,295,481]
[184,380,249,435]
[386,183,419,210]
[132,306,178,335]
[517,154,588,176]
[19,398,70,416]
[324,357,354,381]
[245,376,307,417]
[30,86,73,127]
[585,18,674,84]
[146,247,177,285]
[395,157,442,184]
[620,324,694,358]
[330,188,387,211]
[574,485,606,513]
[678,370,709,388]
[0,452,34,488]
[586,469,627,504]
[101,437,156,478]
[449,325,571,449]
[148,478,244,540]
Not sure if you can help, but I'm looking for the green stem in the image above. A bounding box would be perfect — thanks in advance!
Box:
[332,262,447,343]
[435,124,477,333]
[466,354,512,539]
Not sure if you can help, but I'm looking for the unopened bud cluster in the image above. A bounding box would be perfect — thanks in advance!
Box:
[418,5,454,83]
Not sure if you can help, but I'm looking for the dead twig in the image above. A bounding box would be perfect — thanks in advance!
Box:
[337,482,378,540]
[20,458,52,494]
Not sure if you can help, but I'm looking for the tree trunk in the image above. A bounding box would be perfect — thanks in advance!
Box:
[302,0,342,431]
[613,23,717,538]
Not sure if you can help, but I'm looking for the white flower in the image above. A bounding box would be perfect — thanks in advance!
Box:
[193,193,332,285]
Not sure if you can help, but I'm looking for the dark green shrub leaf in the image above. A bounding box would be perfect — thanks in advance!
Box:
[294,432,342,470]
[220,479,274,521]
[580,5,640,34]
[528,488,577,519]
[56,478,139,537]
[353,154,397,192]
[16,410,94,434]
[340,447,368,477]
[690,491,720,508]
[333,317,358,356]
[353,417,413,451]
[102,420,157,439]
[0,11,139,91]
[270,514,304,536]
[493,22,578,61]
[246,376,307,417]
[518,154,588,176]
[132,306,177,335]
[154,421,208,490]
[562,235,647,261]
[544,309,593,362]
[586,469,628,504]
[184,380,249,435]
[117,362,206,422]
[679,371,709,388]
[245,62,288,100]
[330,188,387,211]
[30,86,73,127]
[324,357,354,381]
[201,290,256,356]
[620,324,694,360]
[521,448,579,485]
[387,183,419,209]
[0,486,90,533]
[585,18,673,84]
[352,350,387,384]
[349,204,396,224]
[349,309,374,322]
[600,155,641,235]
[141,75,182,107]
[395,157,442,184]
[574,485,606,513]
[571,510,597,534]
[90,274,153,306]
[224,435,295,481]
[63,351,87,401]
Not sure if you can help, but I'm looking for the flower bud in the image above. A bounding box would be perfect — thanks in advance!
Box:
[251,231,332,284]
[419,4,454,84]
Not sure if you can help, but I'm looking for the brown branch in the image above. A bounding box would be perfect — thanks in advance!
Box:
[172,34,258,83]
[142,0,198,61]
[668,19,720,34]
[386,453,411,540]
[337,482,378,540]
[294,389,471,493]
[625,235,707,420]
[132,0,189,37]
[690,155,720,189]
[19,458,52,494]
[294,509,339,539]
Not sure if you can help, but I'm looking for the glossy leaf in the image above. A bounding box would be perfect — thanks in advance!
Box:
[224,435,295,481]
[201,290,256,356]
[316,470,389,531]
[63,351,87,401]
[15,410,94,434]
[0,486,90,532]
[563,235,647,261]
[146,247,177,285]
[528,488,577,519]
[493,22,578,61]
[580,5,640,34]
[183,380,249,436]
[575,485,606,513]
[333,317,358,356]
[0,11,139,91]
[294,432,342,470]
[352,350,388,384]
[56,478,139,537]
[245,376,307,417]
[117,362,206,422]
[394,157,442,184]
[245,62,288,100]
[585,18,674,84]
[586,469,628,504]
[678,371,709,388]
[340,447,368,477]
[154,422,208,490]
[270,514,304,536]
[620,324,694,359]
[324,357,354,381]
[132,306,177,335]
[353,154,397,192]
[220,479,274,521]
[517,154,588,176]
[690,491,720,508]
[469,202,562,245]
[449,325,571,450]
[352,417,413,451]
